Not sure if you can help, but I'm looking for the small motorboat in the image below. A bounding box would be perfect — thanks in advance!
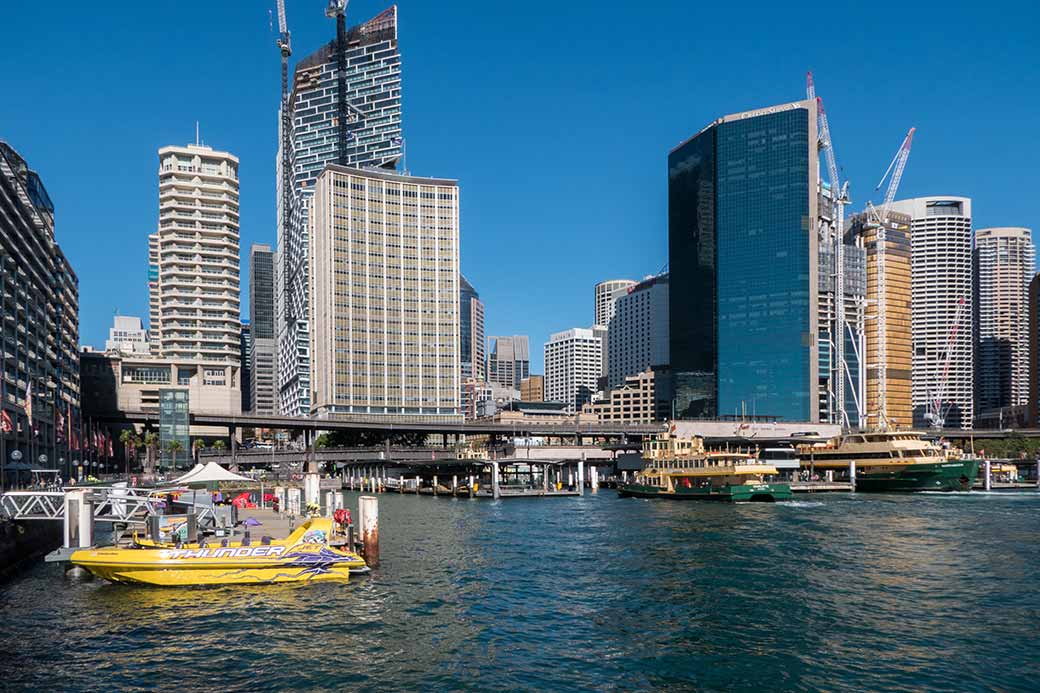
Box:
[70,517,368,586]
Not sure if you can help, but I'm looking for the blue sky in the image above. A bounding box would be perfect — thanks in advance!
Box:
[3,0,1036,373]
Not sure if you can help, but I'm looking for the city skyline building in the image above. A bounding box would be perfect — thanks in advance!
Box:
[849,209,914,429]
[240,321,252,413]
[973,227,1034,417]
[308,165,460,419]
[1,141,81,476]
[460,275,485,381]
[149,143,241,365]
[608,273,670,388]
[487,336,530,390]
[890,196,974,429]
[1028,273,1040,427]
[249,243,277,415]
[669,100,822,422]
[276,5,402,418]
[105,315,151,356]
[544,327,602,412]
[520,375,544,402]
[594,279,636,328]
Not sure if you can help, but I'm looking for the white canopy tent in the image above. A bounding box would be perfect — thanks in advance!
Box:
[171,461,253,486]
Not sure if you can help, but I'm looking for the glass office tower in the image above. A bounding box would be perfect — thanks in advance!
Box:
[669,101,819,422]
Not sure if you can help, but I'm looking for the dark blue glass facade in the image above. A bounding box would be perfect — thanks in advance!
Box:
[669,104,816,422]
[668,128,717,418]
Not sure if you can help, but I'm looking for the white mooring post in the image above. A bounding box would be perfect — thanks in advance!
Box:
[577,460,585,496]
[591,465,599,492]
[63,489,95,549]
[849,460,856,491]
[324,490,334,516]
[452,475,458,494]
[468,474,475,497]
[984,460,992,491]
[416,475,421,494]
[492,462,501,500]
[433,475,439,496]
[358,495,379,568]
[304,472,320,508]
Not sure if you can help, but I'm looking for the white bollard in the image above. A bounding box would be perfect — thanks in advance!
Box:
[984,460,992,491]
[358,495,379,567]
[63,489,94,549]
[492,462,501,500]
[590,465,599,491]
[304,472,320,507]
[577,460,585,496]
[849,460,856,491]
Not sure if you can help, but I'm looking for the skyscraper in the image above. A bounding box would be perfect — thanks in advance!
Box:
[249,243,277,415]
[308,165,460,419]
[149,143,241,365]
[973,227,1034,416]
[487,336,530,390]
[889,197,974,429]
[240,322,252,414]
[544,328,603,411]
[849,210,913,429]
[277,6,402,418]
[1,140,81,474]
[608,273,670,388]
[460,275,485,381]
[594,279,636,327]
[669,100,823,422]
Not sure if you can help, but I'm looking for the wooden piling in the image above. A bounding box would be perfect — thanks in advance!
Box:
[433,475,439,496]
[358,495,379,568]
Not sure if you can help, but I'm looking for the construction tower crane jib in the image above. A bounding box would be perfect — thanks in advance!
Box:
[807,73,853,429]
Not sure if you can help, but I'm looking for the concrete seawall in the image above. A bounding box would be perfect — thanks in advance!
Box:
[0,520,61,580]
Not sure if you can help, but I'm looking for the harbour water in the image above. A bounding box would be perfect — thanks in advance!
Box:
[1,490,1038,691]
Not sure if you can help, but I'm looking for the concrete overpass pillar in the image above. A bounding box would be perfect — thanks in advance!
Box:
[229,426,238,471]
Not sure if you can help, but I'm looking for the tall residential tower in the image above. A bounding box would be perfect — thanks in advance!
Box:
[149,143,241,364]
[889,197,974,429]
[249,243,277,415]
[973,227,1034,417]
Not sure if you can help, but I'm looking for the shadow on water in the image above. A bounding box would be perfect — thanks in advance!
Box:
[1,490,1037,691]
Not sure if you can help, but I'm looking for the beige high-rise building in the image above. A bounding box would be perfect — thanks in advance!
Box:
[974,227,1035,415]
[851,210,913,428]
[520,375,544,402]
[150,143,241,365]
[309,165,460,419]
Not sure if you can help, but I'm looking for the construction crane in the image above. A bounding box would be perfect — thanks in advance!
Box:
[926,297,967,429]
[327,0,351,165]
[807,73,852,428]
[865,128,915,429]
[276,0,294,322]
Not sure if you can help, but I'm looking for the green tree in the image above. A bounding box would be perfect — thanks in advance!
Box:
[212,439,227,452]
[142,432,158,475]
[192,438,206,465]
[167,439,184,470]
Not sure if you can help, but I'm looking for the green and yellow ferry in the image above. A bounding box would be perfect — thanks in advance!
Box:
[618,432,792,502]
[799,430,979,492]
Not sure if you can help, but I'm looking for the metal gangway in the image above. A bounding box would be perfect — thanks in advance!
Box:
[1,485,217,561]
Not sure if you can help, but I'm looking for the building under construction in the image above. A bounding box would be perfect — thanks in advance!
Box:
[849,210,913,428]
[275,4,403,418]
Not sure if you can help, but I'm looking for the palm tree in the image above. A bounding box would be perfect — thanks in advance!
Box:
[167,440,184,470]
[193,438,206,465]
[119,430,134,479]
[142,432,158,476]
[212,440,227,452]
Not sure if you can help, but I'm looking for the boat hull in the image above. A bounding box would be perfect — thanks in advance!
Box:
[618,483,792,502]
[70,519,368,586]
[855,459,980,493]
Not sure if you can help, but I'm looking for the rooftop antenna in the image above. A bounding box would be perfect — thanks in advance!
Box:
[195,121,200,146]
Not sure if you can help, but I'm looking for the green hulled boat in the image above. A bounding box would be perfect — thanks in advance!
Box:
[801,431,979,492]
[619,435,792,502]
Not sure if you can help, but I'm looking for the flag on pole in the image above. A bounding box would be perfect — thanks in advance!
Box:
[0,409,13,434]
[24,381,33,429]
[56,403,65,443]
[107,432,114,458]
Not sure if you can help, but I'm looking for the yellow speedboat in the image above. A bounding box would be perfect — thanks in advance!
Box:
[70,518,368,586]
